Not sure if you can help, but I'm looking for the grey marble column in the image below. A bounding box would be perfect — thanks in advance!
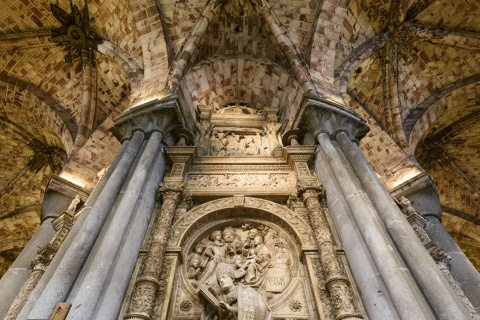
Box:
[294,96,452,319]
[91,146,167,319]
[316,132,432,320]
[335,131,473,319]
[313,147,400,320]
[16,140,131,319]
[425,216,480,314]
[27,130,146,319]
[26,98,186,319]
[0,176,87,319]
[0,219,55,319]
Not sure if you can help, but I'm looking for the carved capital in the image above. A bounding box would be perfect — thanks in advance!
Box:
[158,182,183,202]
[297,182,324,201]
[110,97,185,142]
[299,96,369,142]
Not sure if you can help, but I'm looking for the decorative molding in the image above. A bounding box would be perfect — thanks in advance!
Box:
[187,173,295,189]
[125,186,183,320]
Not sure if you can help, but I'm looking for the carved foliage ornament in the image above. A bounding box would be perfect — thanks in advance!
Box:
[50,1,103,66]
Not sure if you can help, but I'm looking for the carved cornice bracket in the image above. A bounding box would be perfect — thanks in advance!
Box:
[110,96,185,142]
[298,95,370,143]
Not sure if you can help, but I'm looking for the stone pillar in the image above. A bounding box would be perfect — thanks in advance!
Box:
[292,96,471,319]
[311,147,400,320]
[26,97,186,319]
[392,173,480,314]
[299,184,362,320]
[124,184,183,320]
[335,132,472,319]
[0,176,87,319]
[91,146,168,319]
[16,139,132,319]
[5,189,82,320]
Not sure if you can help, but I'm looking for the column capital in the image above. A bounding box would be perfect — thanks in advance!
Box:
[109,96,186,142]
[297,181,324,202]
[298,95,370,143]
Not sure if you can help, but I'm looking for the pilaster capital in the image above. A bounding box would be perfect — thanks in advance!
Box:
[109,96,186,142]
[298,95,369,143]
[297,181,324,203]
[158,182,184,202]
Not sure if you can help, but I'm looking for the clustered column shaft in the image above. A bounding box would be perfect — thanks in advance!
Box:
[297,99,472,319]
[301,188,362,320]
[335,131,473,319]
[18,99,185,320]
[125,187,183,320]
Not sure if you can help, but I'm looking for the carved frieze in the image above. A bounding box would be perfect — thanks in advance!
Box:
[187,173,295,189]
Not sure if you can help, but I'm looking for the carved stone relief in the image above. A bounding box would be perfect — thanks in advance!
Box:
[187,173,295,189]
[175,217,311,319]
[168,197,314,249]
[194,103,283,157]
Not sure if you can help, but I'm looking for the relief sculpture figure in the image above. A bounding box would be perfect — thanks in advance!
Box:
[243,233,271,287]
[201,263,272,320]
[188,224,292,316]
[199,230,226,285]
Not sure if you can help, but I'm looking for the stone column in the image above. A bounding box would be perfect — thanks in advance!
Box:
[392,174,480,314]
[336,131,475,318]
[311,145,400,320]
[124,184,183,320]
[0,176,87,319]
[16,138,132,319]
[294,96,445,319]
[299,185,362,320]
[4,190,81,320]
[91,146,168,319]
[26,97,186,319]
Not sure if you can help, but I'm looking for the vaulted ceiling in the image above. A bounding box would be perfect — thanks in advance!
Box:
[0,0,479,274]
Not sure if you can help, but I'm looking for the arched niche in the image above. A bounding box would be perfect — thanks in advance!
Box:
[168,196,315,253]
[166,196,318,318]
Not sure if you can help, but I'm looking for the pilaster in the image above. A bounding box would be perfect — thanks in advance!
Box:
[298,184,362,320]
[125,183,183,320]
